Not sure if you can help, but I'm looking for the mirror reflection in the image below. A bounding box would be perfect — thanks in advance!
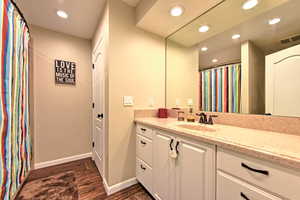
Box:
[166,0,300,117]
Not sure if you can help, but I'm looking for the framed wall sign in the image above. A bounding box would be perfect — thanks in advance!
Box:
[55,59,76,85]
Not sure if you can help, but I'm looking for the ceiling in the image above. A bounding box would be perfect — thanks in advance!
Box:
[196,0,300,57]
[169,0,289,47]
[164,0,300,68]
[136,0,224,37]
[15,0,106,39]
[122,0,141,7]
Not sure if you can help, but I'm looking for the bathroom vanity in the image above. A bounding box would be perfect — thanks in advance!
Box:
[135,118,300,200]
[135,0,300,199]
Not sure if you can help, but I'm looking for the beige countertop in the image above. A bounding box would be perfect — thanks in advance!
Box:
[135,117,300,170]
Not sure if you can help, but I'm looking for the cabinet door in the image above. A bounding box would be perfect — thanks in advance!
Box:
[153,131,176,200]
[176,138,216,200]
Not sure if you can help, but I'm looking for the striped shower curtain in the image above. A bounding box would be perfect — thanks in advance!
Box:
[0,0,31,199]
[200,64,241,113]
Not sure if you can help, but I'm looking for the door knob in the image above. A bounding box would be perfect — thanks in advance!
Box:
[97,113,104,119]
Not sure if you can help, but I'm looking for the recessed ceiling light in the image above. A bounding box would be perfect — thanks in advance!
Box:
[242,0,258,10]
[199,25,210,33]
[57,10,68,19]
[201,47,208,52]
[212,59,218,63]
[232,34,241,40]
[170,6,184,17]
[269,18,281,25]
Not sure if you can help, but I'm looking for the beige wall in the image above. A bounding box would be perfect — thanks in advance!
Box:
[199,45,241,68]
[31,25,92,163]
[92,0,165,186]
[166,41,199,110]
[241,41,265,114]
[108,0,165,185]
[249,42,265,114]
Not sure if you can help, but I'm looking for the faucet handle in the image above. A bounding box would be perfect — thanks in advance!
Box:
[208,115,218,125]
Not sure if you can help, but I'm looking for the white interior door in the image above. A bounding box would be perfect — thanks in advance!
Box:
[266,44,300,117]
[92,37,105,177]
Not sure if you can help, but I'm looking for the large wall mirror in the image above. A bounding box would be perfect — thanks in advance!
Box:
[166,0,300,117]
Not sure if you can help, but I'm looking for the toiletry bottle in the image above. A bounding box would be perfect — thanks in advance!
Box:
[187,107,195,122]
[177,111,185,121]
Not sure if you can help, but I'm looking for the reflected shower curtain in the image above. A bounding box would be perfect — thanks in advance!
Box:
[0,0,31,199]
[200,64,241,113]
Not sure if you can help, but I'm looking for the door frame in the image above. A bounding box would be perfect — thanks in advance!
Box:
[92,36,106,178]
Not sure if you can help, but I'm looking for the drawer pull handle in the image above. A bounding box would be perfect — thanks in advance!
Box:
[140,141,146,145]
[241,163,269,176]
[241,192,250,200]
[175,141,180,154]
[141,128,146,132]
[170,139,174,150]
[140,165,146,170]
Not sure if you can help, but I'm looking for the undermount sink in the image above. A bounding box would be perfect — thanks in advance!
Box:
[176,124,216,132]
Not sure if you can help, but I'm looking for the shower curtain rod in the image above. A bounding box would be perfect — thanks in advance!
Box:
[198,59,241,72]
[10,0,30,32]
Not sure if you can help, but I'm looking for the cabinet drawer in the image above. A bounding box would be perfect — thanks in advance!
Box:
[137,135,153,166]
[217,148,300,200]
[136,124,153,139]
[217,171,282,200]
[136,158,153,193]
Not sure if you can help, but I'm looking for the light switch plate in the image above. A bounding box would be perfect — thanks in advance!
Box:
[175,98,181,107]
[149,97,155,107]
[123,96,134,106]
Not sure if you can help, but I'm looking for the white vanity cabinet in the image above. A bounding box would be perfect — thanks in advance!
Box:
[217,148,300,200]
[153,130,216,200]
[136,123,300,200]
[136,124,216,200]
[217,170,282,200]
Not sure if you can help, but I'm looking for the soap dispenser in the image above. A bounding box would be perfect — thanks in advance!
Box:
[186,107,195,122]
[186,99,195,122]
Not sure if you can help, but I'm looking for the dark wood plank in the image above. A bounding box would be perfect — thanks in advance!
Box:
[16,158,153,200]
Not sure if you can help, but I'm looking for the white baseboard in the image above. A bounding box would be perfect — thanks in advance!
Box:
[103,177,110,195]
[34,152,92,169]
[103,177,137,196]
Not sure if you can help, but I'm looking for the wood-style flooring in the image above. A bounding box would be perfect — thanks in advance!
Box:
[16,158,154,200]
